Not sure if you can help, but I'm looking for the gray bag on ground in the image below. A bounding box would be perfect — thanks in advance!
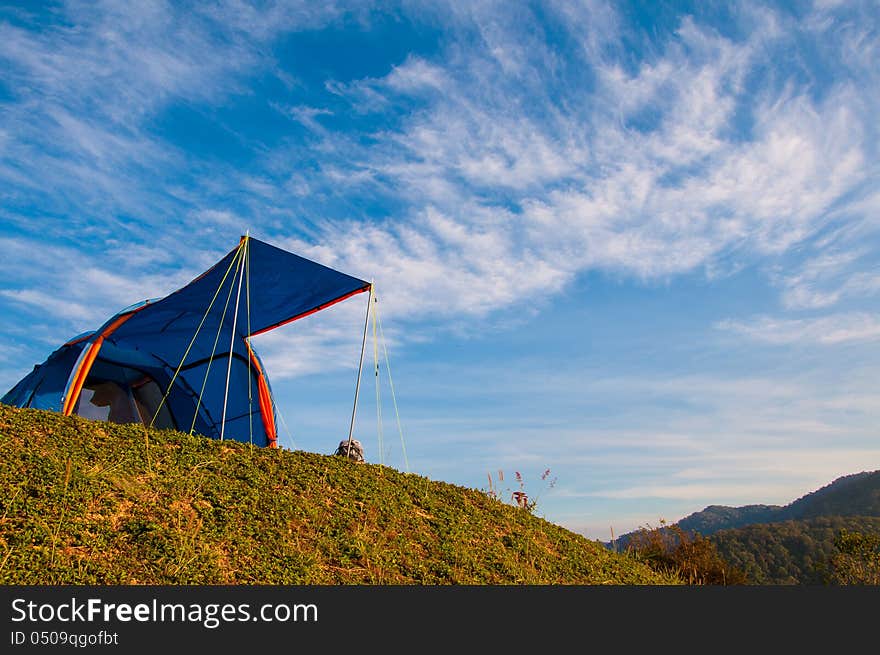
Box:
[335,439,365,462]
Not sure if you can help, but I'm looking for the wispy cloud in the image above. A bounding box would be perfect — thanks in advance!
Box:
[250,299,368,379]
[268,1,879,331]
[588,447,880,502]
[717,312,880,345]
[0,235,207,343]
[777,248,880,310]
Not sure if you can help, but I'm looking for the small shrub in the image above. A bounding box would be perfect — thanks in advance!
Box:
[484,468,557,514]
[625,520,749,585]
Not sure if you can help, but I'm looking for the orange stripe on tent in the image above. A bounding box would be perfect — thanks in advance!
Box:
[64,332,96,347]
[61,338,103,415]
[257,376,277,448]
[245,339,277,447]
[61,308,147,416]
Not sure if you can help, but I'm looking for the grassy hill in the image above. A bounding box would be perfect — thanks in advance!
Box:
[0,405,678,585]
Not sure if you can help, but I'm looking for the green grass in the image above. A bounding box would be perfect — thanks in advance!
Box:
[0,404,680,585]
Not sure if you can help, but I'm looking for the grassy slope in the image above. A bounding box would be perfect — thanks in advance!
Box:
[0,405,678,585]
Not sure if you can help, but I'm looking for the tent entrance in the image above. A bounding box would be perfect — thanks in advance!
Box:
[74,364,175,431]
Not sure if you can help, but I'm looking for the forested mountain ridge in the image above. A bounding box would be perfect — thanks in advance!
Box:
[711,516,880,584]
[674,470,880,538]
[609,470,880,584]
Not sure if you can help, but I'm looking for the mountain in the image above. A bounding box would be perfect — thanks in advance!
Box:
[676,470,880,537]
[0,404,678,585]
[676,504,783,536]
[609,469,880,552]
[606,470,880,584]
[785,470,880,520]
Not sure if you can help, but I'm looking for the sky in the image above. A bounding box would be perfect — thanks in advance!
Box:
[1,0,878,541]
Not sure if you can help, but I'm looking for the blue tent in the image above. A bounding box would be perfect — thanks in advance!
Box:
[1,236,370,447]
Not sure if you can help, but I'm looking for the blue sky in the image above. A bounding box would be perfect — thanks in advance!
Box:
[1,0,878,541]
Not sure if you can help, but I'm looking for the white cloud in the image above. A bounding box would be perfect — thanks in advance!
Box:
[385,57,449,92]
[778,250,862,309]
[588,448,880,503]
[778,248,880,310]
[269,2,878,331]
[717,312,880,345]
[250,299,368,379]
[0,289,97,324]
[0,236,209,339]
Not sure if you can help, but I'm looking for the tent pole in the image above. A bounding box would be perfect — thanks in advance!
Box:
[220,237,248,441]
[346,282,373,456]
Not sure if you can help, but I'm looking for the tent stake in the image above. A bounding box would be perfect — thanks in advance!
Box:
[220,237,248,441]
[346,282,373,456]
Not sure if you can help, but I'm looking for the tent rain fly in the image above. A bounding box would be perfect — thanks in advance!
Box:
[2,235,371,448]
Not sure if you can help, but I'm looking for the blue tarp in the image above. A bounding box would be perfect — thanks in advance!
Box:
[2,236,370,447]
